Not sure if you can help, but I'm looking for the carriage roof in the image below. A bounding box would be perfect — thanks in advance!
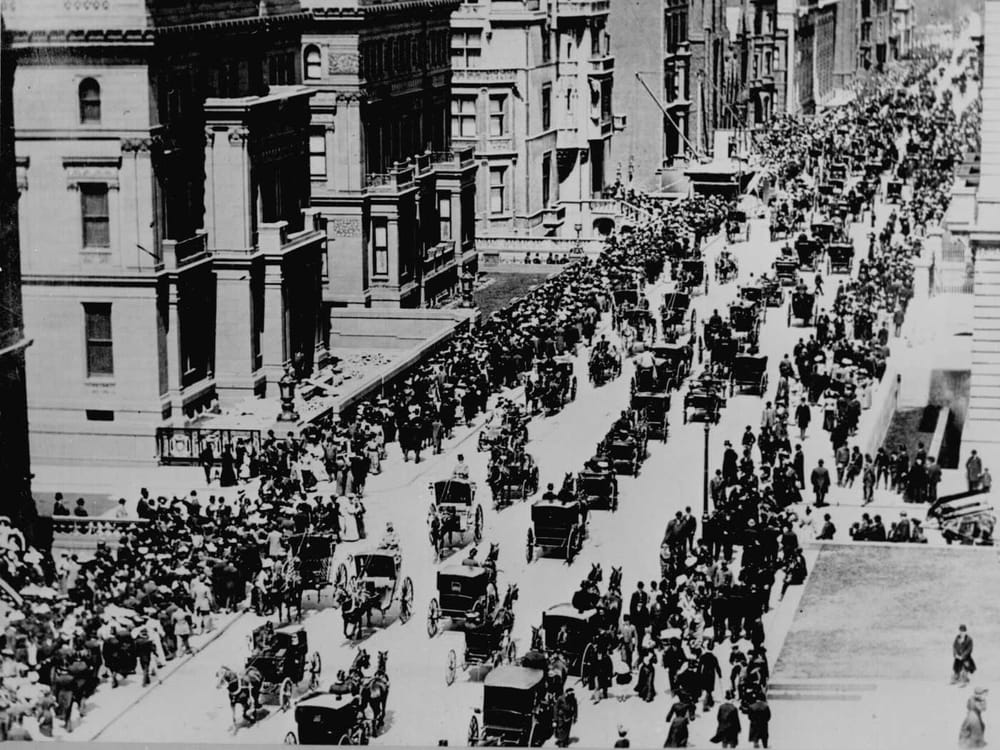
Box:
[733,354,768,372]
[577,470,616,488]
[484,665,546,691]
[650,344,688,360]
[662,292,691,308]
[612,289,639,305]
[431,479,474,505]
[632,391,670,406]
[353,552,398,578]
[287,533,336,560]
[294,691,360,718]
[544,603,600,625]
[532,499,581,512]
[438,564,489,582]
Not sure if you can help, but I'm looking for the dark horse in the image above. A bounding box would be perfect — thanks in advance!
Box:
[347,649,390,734]
[216,665,263,731]
[274,562,303,624]
[334,581,380,639]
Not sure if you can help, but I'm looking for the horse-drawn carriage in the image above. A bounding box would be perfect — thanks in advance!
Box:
[574,469,619,512]
[631,392,670,443]
[827,242,855,274]
[428,562,495,638]
[428,479,484,556]
[631,357,674,394]
[287,533,336,601]
[729,354,769,396]
[788,289,816,326]
[661,291,694,339]
[829,162,848,182]
[244,623,321,712]
[466,666,553,747]
[886,179,903,203]
[728,300,762,347]
[445,585,520,685]
[715,249,738,283]
[679,258,706,293]
[538,357,578,413]
[588,344,622,386]
[726,210,750,244]
[477,407,529,452]
[811,221,835,244]
[527,499,587,563]
[740,280,783,309]
[683,377,726,424]
[488,451,540,508]
[773,258,799,286]
[794,236,822,271]
[333,550,414,637]
[650,343,693,387]
[541,605,607,678]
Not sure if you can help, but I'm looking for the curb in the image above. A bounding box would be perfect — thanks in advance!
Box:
[82,609,249,742]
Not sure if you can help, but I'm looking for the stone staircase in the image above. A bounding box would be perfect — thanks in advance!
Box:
[766,681,878,702]
[964,247,1000,454]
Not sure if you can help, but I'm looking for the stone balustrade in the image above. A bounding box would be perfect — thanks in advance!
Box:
[52,517,150,551]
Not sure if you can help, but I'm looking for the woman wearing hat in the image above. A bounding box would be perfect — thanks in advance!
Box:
[960,687,988,748]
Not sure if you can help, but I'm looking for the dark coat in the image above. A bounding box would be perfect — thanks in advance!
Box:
[747,699,771,743]
[710,701,741,745]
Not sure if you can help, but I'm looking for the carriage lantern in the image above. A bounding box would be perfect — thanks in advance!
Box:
[278,366,299,422]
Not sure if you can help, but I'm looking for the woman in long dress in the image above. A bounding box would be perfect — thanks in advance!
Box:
[960,688,988,748]
[635,653,657,703]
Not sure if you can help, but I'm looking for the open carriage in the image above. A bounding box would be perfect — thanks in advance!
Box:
[650,344,693,387]
[527,499,587,563]
[445,583,520,686]
[886,179,903,203]
[728,300,763,346]
[489,452,540,507]
[246,624,322,711]
[729,354,769,396]
[588,345,622,387]
[715,249,739,284]
[335,550,414,628]
[428,479,483,556]
[286,533,336,600]
[788,289,816,326]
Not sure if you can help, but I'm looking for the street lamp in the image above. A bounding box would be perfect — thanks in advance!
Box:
[460,269,475,307]
[277,366,299,422]
[701,419,711,543]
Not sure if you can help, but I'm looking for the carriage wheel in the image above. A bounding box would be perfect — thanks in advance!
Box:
[284,732,298,744]
[468,715,480,747]
[400,577,414,623]
[566,526,579,564]
[427,598,441,637]
[446,649,458,686]
[474,505,484,543]
[506,639,518,664]
[308,652,322,690]
[579,641,598,685]
[761,374,769,396]
[526,529,534,563]
[279,677,294,712]
[786,305,792,327]
[339,732,354,745]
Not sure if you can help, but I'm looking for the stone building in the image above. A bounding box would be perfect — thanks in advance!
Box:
[449,0,616,237]
[301,0,477,308]
[728,0,788,126]
[7,0,326,464]
[0,14,38,541]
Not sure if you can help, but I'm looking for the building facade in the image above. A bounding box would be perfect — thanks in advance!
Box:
[302,0,477,309]
[0,14,38,541]
[7,0,326,464]
[728,0,788,127]
[449,0,615,237]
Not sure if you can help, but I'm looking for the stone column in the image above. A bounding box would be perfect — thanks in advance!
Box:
[260,259,287,388]
[213,263,257,403]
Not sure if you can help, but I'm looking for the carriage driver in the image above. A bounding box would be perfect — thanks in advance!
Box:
[379,522,400,551]
[461,547,480,567]
[329,670,353,697]
[452,454,470,480]
[572,580,600,612]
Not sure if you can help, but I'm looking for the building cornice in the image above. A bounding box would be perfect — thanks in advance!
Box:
[310,0,459,19]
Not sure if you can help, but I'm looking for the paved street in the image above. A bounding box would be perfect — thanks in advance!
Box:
[60,173,921,747]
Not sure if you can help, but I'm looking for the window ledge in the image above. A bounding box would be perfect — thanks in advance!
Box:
[85,377,116,385]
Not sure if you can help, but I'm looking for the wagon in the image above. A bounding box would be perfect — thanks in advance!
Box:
[427,564,491,637]
[246,624,321,711]
[527,499,586,563]
[773,258,799,286]
[286,533,336,596]
[787,289,815,326]
[541,604,604,677]
[336,550,414,626]
[611,288,641,312]
[631,391,670,442]
[729,354,769,396]
[886,179,903,203]
[428,479,483,555]
[661,291,694,337]
[467,666,552,746]
[709,337,739,376]
[574,469,619,512]
[284,692,371,745]
[683,383,725,424]
[827,243,855,274]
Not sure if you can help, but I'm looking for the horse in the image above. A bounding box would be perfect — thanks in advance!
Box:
[360,651,390,733]
[529,626,569,697]
[334,583,378,639]
[586,563,603,586]
[216,665,263,731]
[274,564,303,624]
[607,565,623,593]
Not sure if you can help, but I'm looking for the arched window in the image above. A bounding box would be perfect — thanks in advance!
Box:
[304,46,322,80]
[79,78,101,124]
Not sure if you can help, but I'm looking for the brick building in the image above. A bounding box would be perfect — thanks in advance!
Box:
[302,0,477,308]
[7,0,326,464]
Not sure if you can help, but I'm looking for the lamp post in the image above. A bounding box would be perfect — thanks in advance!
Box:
[574,223,583,258]
[277,366,299,422]
[460,269,475,307]
[701,419,711,543]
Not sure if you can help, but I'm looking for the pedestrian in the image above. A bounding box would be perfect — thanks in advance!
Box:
[953,625,975,686]
[614,725,630,748]
[862,455,876,503]
[983,468,993,493]
[960,687,988,748]
[554,688,577,747]
[925,457,942,502]
[665,697,694,747]
[834,443,850,487]
[199,444,215,484]
[746,696,772,748]
[893,305,904,337]
[350,495,367,540]
[697,644,722,711]
[810,459,831,507]
[794,399,811,441]
[793,444,806,490]
[817,513,836,540]
[710,691,742,748]
[967,450,983,492]
[593,649,613,703]
[635,652,656,702]
[629,582,650,651]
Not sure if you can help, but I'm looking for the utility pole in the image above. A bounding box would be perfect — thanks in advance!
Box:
[635,72,704,161]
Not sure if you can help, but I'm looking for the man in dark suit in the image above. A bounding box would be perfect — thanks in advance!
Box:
[628,582,650,652]
[811,459,831,506]
[710,691,741,748]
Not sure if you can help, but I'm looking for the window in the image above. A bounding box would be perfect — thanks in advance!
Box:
[304,46,322,80]
[489,167,507,214]
[542,152,552,207]
[566,87,574,111]
[489,95,507,136]
[372,219,389,276]
[81,184,110,248]
[591,26,601,56]
[451,96,476,138]
[450,30,481,68]
[438,192,452,241]
[541,26,552,63]
[309,132,327,178]
[84,303,113,377]
[79,78,101,124]
[541,84,551,130]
